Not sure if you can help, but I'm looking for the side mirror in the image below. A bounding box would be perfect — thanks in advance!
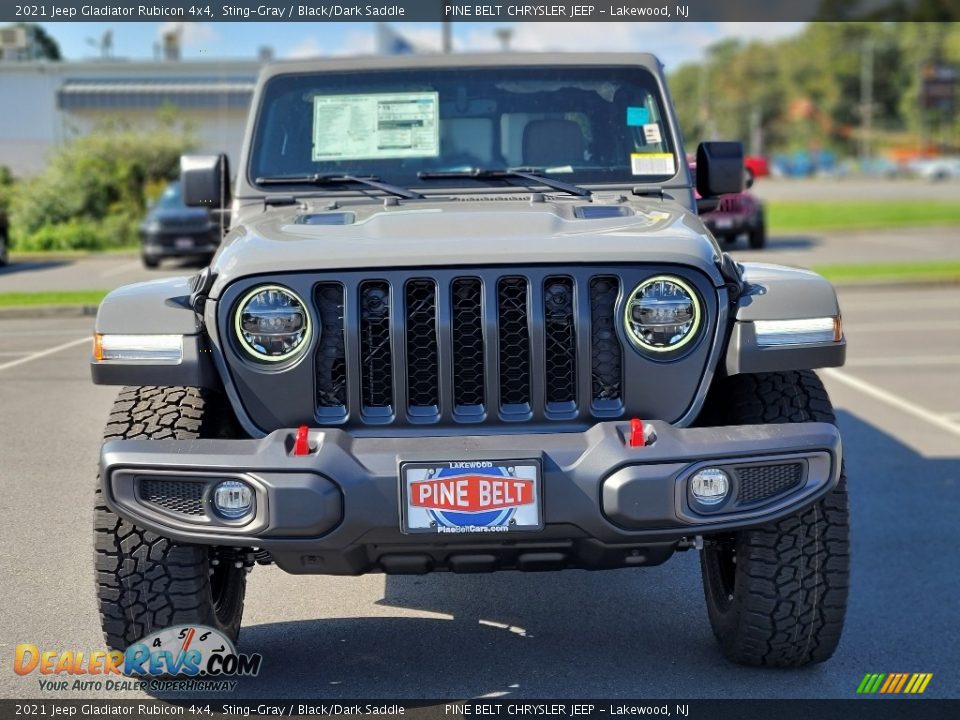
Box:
[696,142,744,197]
[180,154,231,209]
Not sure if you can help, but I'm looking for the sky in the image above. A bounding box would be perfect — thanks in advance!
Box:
[39,21,804,69]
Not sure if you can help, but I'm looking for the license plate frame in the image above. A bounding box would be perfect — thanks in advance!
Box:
[400,459,543,535]
[174,237,195,249]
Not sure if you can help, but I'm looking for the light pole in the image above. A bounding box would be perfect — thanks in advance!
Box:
[860,38,875,162]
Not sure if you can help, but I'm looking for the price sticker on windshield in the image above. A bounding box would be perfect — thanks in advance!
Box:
[312,92,439,161]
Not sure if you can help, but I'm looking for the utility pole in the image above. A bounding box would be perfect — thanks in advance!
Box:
[860,38,874,161]
[442,21,452,53]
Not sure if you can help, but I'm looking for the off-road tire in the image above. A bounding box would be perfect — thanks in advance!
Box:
[699,371,849,667]
[94,386,247,651]
[748,213,766,249]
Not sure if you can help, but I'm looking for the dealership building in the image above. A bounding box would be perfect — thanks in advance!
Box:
[0,58,261,176]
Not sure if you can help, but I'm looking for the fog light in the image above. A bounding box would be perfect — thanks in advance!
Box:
[213,481,254,519]
[690,468,730,506]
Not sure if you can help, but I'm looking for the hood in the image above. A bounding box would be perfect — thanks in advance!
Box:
[208,197,723,298]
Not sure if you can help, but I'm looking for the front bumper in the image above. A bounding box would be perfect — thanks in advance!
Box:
[142,232,220,258]
[100,420,841,574]
[704,214,756,238]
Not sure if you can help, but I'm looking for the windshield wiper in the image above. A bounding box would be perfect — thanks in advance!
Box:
[417,167,591,197]
[255,173,422,200]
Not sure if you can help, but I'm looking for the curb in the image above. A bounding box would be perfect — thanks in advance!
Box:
[1,276,957,321]
[0,304,99,320]
[827,277,960,292]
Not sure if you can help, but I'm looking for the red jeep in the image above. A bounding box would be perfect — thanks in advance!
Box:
[692,162,766,249]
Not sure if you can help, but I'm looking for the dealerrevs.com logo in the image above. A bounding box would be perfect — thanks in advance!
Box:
[14,625,261,692]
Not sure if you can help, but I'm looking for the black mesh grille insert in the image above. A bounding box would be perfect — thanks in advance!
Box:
[452,278,485,408]
[497,277,531,407]
[590,276,623,405]
[405,279,439,409]
[736,463,804,503]
[544,276,577,406]
[139,478,205,516]
[315,283,347,410]
[359,280,393,409]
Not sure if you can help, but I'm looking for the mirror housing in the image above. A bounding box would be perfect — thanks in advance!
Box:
[181,154,231,209]
[696,142,744,197]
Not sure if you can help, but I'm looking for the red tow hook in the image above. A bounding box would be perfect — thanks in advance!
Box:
[628,418,646,448]
[292,425,311,456]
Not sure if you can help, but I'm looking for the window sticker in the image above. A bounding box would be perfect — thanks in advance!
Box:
[643,123,662,144]
[312,92,439,161]
[631,153,676,176]
[626,106,649,126]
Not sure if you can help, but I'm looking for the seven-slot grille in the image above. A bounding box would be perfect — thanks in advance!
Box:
[313,273,624,424]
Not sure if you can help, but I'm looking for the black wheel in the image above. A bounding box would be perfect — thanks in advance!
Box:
[698,371,849,667]
[748,213,766,249]
[721,234,737,245]
[141,252,160,269]
[94,386,247,651]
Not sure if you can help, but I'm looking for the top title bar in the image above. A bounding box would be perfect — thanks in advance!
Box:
[1,0,955,23]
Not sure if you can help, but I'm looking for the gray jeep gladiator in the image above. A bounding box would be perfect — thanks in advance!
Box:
[91,53,848,668]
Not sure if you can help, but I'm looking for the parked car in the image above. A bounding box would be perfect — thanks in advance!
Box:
[0,210,8,266]
[912,156,960,181]
[91,53,849,668]
[693,165,766,249]
[743,155,769,183]
[702,187,766,249]
[139,181,221,268]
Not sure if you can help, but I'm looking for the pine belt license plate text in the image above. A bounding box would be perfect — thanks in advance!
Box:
[401,460,542,535]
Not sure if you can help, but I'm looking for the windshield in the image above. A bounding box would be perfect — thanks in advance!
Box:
[153,182,184,210]
[249,65,678,190]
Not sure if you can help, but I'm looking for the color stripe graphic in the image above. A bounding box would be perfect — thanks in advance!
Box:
[857,673,933,694]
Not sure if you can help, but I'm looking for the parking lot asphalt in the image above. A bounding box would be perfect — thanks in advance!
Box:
[0,283,957,701]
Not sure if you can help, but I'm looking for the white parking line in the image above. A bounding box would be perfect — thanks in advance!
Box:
[822,368,960,439]
[845,355,960,368]
[0,337,89,372]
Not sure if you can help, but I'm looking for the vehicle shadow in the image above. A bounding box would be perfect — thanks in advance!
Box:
[148,409,959,700]
[0,259,71,276]
[727,234,819,253]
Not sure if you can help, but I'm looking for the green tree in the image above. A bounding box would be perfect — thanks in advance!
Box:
[9,119,195,251]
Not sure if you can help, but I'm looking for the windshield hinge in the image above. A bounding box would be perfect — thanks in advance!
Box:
[263,195,298,208]
[631,186,664,200]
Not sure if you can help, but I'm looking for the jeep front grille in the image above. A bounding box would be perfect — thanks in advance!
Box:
[311,271,628,425]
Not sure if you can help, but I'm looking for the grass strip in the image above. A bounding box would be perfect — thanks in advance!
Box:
[767,200,960,232]
[813,260,960,283]
[0,290,109,307]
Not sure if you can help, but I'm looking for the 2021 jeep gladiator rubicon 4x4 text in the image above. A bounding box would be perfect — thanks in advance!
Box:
[91,54,848,667]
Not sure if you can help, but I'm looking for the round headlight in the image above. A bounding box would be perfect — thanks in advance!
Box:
[624,276,701,353]
[234,285,311,361]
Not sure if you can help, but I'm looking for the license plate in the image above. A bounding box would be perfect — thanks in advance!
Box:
[715,218,734,229]
[174,237,194,249]
[401,460,542,535]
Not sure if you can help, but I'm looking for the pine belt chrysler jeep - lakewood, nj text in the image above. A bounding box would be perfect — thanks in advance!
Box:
[91,54,849,668]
